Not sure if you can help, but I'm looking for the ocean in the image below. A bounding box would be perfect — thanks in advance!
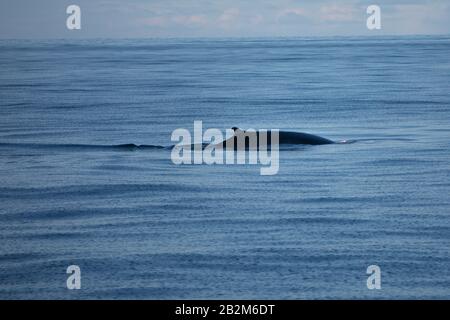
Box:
[0,36,449,299]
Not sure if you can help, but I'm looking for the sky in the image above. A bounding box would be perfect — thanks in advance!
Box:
[0,0,449,38]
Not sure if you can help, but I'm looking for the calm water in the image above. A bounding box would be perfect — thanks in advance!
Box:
[0,36,449,299]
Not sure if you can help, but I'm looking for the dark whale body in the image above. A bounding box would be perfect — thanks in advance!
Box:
[220,130,334,148]
[273,131,334,145]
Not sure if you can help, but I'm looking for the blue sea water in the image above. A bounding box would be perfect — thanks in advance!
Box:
[0,36,449,299]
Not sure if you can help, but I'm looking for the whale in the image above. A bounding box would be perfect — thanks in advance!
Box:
[267,130,334,145]
[217,128,334,149]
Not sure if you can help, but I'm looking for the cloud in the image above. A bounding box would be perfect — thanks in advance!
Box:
[319,3,358,22]
[250,14,264,25]
[1,0,449,38]
[142,16,167,27]
[276,8,306,22]
[384,2,450,34]
[173,14,208,26]
[142,14,208,28]
[218,8,240,28]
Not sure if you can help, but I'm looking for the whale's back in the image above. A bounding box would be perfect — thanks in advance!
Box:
[219,131,334,148]
[277,131,334,145]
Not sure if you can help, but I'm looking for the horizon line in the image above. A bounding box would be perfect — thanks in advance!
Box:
[1,33,450,41]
